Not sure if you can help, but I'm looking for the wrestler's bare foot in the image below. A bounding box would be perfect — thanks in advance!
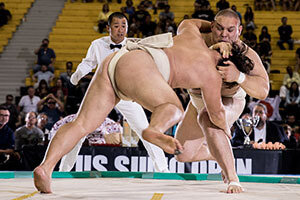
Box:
[142,127,183,155]
[227,181,244,193]
[34,166,52,193]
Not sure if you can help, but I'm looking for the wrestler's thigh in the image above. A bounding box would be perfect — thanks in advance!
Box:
[223,97,246,127]
[175,101,205,143]
[75,62,117,133]
[115,50,181,111]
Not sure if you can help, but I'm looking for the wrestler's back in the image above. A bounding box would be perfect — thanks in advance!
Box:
[164,32,217,89]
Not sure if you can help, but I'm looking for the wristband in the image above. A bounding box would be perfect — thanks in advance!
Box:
[236,72,246,84]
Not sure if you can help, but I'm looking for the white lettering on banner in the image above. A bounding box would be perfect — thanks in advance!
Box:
[84,155,92,171]
[208,160,222,173]
[236,159,252,174]
[131,156,138,172]
[169,157,185,173]
[93,155,108,171]
[75,155,253,174]
[115,155,129,171]
[75,155,83,171]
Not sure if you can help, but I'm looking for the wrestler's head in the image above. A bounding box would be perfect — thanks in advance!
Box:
[211,9,242,44]
[107,12,128,44]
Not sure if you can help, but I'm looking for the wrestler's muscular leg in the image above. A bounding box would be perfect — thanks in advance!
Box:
[34,57,117,193]
[115,50,184,154]
[175,102,214,162]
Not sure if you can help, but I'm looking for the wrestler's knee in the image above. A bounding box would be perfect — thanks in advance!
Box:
[161,103,184,122]
[175,152,193,162]
[198,109,213,127]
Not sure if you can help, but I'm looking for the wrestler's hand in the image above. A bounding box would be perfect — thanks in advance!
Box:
[209,42,232,59]
[217,60,240,83]
[70,69,83,85]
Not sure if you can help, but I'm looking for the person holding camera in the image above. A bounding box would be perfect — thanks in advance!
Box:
[37,94,64,130]
[33,38,56,73]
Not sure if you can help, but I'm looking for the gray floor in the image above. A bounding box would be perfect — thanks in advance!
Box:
[1,178,300,200]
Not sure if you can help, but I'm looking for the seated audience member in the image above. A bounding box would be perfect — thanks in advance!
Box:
[51,78,68,105]
[36,113,49,146]
[279,66,300,100]
[121,0,135,21]
[243,26,257,50]
[192,1,215,22]
[133,3,150,29]
[32,64,54,87]
[140,14,157,37]
[277,17,293,50]
[0,94,19,130]
[159,4,174,23]
[59,61,73,89]
[244,6,256,30]
[280,0,293,10]
[14,112,44,152]
[18,86,41,117]
[155,0,168,10]
[37,94,64,130]
[33,39,56,73]
[0,2,12,27]
[284,82,300,117]
[97,3,113,33]
[282,124,298,148]
[231,5,242,22]
[259,26,271,42]
[35,79,50,99]
[295,0,300,11]
[231,103,288,149]
[216,0,230,11]
[0,106,15,170]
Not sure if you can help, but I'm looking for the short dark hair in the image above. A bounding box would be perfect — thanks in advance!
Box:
[108,12,128,26]
[66,61,73,69]
[0,105,9,111]
[0,2,4,7]
[215,8,241,26]
[6,94,13,99]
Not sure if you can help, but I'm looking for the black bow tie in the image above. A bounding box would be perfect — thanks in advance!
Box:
[110,44,122,49]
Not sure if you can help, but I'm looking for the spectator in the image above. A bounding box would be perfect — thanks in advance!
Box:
[277,17,293,50]
[282,124,298,148]
[216,0,230,12]
[244,6,256,30]
[14,112,43,152]
[158,4,174,23]
[231,5,242,22]
[60,61,73,89]
[35,79,50,99]
[18,86,41,117]
[37,94,64,130]
[280,0,293,10]
[51,78,68,105]
[33,38,56,73]
[231,103,288,149]
[243,26,257,50]
[141,0,155,13]
[133,3,150,29]
[36,113,49,145]
[0,2,12,27]
[279,66,300,100]
[0,95,19,130]
[192,2,215,22]
[0,106,15,169]
[155,0,168,10]
[32,64,54,87]
[97,3,113,33]
[140,14,157,37]
[121,0,135,23]
[284,81,300,117]
[259,26,271,42]
[295,0,300,10]
[255,0,276,10]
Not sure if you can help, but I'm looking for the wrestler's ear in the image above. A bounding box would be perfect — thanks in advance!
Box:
[238,24,243,36]
[211,21,215,30]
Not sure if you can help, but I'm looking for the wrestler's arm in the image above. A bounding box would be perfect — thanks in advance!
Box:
[71,42,98,85]
[201,70,231,137]
[177,19,211,35]
[220,45,269,100]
